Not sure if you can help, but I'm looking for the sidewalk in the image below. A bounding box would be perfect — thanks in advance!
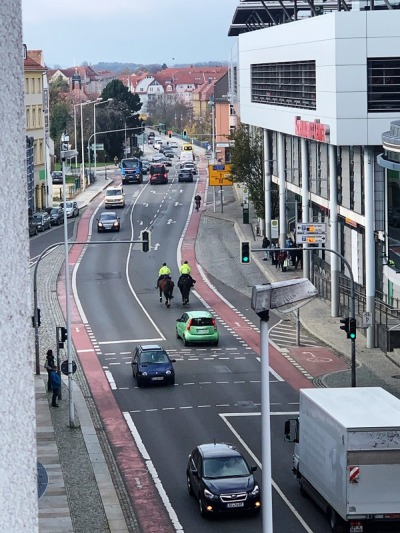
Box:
[199,184,400,399]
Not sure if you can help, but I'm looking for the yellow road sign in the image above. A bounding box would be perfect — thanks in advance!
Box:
[208,164,233,186]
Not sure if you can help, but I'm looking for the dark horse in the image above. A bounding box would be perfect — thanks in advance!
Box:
[178,274,195,305]
[158,277,174,308]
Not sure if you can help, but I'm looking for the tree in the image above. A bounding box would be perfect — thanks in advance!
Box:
[101,79,142,115]
[229,123,278,219]
[50,101,72,159]
[98,80,143,160]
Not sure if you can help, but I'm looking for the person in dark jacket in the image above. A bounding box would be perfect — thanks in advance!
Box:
[44,349,55,392]
[50,366,61,407]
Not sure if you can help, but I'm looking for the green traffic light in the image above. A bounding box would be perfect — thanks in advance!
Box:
[349,333,356,340]
[243,257,249,262]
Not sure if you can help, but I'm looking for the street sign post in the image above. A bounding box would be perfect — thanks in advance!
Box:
[296,222,327,245]
[208,163,233,186]
[91,143,104,151]
[296,223,326,234]
[297,234,327,244]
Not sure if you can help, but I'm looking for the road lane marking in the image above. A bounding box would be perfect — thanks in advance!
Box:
[220,413,313,533]
[123,413,183,532]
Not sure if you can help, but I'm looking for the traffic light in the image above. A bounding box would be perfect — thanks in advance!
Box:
[240,241,251,264]
[61,327,68,343]
[183,129,187,138]
[168,132,172,138]
[340,317,350,337]
[141,230,151,252]
[349,318,357,340]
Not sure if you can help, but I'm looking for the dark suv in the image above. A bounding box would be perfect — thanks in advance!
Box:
[149,164,169,185]
[131,344,176,387]
[187,442,261,517]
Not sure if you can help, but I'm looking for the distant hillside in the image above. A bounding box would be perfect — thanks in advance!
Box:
[93,61,228,74]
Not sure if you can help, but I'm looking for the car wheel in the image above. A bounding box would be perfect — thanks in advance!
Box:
[176,329,180,339]
[183,336,189,347]
[187,474,194,496]
[136,376,144,388]
[170,376,175,386]
[213,340,219,346]
[34,227,38,236]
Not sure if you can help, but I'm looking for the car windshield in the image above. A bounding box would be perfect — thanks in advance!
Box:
[100,213,117,221]
[50,209,59,215]
[32,215,43,221]
[121,159,139,169]
[106,190,122,196]
[203,457,250,479]
[140,351,169,364]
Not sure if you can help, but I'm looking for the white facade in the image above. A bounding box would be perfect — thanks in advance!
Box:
[238,11,400,146]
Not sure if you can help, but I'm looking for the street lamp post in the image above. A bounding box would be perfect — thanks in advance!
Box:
[61,148,78,428]
[93,98,113,179]
[251,279,318,533]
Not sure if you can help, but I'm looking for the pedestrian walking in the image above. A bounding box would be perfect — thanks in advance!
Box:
[262,235,271,261]
[44,349,55,392]
[278,250,287,271]
[50,366,61,407]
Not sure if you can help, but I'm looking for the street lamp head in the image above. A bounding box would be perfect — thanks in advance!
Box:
[251,278,318,315]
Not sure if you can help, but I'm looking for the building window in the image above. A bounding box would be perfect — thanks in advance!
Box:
[25,77,29,94]
[26,106,30,128]
[368,58,400,112]
[31,78,35,94]
[251,61,316,110]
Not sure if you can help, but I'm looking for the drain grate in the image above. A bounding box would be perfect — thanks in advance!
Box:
[37,461,48,499]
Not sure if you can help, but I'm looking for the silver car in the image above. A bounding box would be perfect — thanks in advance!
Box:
[59,201,79,218]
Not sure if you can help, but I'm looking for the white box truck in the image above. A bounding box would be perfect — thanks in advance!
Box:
[285,387,400,533]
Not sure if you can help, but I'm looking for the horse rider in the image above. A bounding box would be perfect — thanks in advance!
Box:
[179,260,191,275]
[157,262,171,288]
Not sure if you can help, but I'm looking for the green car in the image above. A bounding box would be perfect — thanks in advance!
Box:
[176,311,219,346]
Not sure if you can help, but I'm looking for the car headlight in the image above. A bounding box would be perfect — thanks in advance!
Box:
[113,222,119,227]
[165,370,172,375]
[141,371,148,376]
[204,488,218,501]
[98,223,103,227]
[250,484,260,496]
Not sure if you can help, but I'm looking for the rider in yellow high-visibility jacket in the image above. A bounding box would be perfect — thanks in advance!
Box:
[157,263,171,288]
[179,261,191,275]
[159,263,171,276]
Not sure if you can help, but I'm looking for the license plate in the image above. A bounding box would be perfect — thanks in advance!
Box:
[152,377,164,381]
[227,502,244,509]
[197,328,209,334]
[350,527,363,533]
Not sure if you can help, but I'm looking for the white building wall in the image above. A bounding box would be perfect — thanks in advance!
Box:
[238,10,400,146]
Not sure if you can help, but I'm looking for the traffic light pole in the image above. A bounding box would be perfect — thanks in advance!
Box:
[251,245,357,386]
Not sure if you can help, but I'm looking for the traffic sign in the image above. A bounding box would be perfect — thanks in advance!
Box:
[60,360,77,376]
[296,234,327,244]
[296,223,326,234]
[208,163,233,186]
[91,143,104,151]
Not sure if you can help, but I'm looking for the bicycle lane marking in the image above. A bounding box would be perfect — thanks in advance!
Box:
[286,346,349,377]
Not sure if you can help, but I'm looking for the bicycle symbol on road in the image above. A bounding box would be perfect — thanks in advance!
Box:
[303,351,332,363]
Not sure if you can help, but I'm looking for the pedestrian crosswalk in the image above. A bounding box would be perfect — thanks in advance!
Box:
[269,319,318,348]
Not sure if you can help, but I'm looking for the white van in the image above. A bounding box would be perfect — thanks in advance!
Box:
[104,186,125,208]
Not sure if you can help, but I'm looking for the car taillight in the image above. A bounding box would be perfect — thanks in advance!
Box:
[186,319,192,331]
[164,173,167,178]
[212,318,217,330]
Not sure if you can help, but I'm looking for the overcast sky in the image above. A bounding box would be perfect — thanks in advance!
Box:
[21,0,239,68]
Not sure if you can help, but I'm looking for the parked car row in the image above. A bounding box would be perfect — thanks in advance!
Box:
[28,201,80,237]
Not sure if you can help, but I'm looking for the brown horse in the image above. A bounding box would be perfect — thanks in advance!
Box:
[158,277,175,308]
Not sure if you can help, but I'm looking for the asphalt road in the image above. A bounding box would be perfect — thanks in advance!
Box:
[72,155,332,532]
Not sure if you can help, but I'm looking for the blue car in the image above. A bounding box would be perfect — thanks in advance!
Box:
[131,344,176,387]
